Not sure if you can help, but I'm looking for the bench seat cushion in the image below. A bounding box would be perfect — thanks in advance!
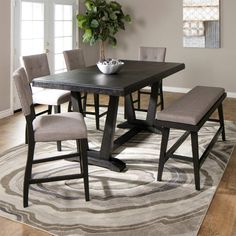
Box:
[157,86,225,125]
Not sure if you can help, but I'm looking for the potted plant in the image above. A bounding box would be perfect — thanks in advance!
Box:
[77,0,131,62]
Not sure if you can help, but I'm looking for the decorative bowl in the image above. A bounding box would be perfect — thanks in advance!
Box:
[97,59,124,75]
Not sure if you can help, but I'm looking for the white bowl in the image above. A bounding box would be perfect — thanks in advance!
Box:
[97,61,124,74]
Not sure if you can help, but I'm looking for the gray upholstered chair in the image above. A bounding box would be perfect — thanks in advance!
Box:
[134,46,166,111]
[63,49,107,130]
[22,53,71,151]
[13,67,89,208]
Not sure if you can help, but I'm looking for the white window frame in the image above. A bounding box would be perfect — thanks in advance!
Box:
[12,0,78,110]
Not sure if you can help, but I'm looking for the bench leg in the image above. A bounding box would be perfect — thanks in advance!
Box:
[191,132,200,190]
[218,103,226,141]
[157,128,170,181]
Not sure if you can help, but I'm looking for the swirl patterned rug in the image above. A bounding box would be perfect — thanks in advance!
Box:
[0,111,235,236]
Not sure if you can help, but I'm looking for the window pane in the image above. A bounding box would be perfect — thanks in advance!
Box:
[21,21,33,39]
[55,37,72,53]
[63,21,72,36]
[21,39,33,55]
[55,38,64,53]
[32,21,44,38]
[32,39,44,54]
[53,3,76,72]
[55,21,64,37]
[22,2,33,20]
[64,5,72,20]
[33,2,44,20]
[21,39,44,56]
[20,1,44,56]
[63,37,72,51]
[54,53,65,71]
[55,5,63,20]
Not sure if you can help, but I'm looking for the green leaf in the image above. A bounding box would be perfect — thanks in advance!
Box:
[78,0,132,51]
[124,14,131,22]
[90,19,99,28]
[108,36,117,46]
[118,21,125,30]
[90,35,97,45]
[109,12,117,20]
[82,28,93,43]
[108,26,115,34]
[110,1,121,10]
[85,0,93,11]
[77,15,88,29]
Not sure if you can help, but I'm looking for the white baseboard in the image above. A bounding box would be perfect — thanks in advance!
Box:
[163,86,190,94]
[163,86,236,98]
[227,92,236,98]
[0,109,13,119]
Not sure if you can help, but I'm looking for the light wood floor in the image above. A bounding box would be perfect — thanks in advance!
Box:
[0,92,235,236]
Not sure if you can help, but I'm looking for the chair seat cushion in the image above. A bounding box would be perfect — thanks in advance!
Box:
[33,112,87,142]
[157,86,225,125]
[32,89,71,106]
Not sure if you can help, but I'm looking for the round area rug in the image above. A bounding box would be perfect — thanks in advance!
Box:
[0,118,235,236]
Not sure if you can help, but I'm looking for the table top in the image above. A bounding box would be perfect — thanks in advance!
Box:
[32,60,185,96]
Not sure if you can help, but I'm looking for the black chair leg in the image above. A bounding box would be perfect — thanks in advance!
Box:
[94,94,100,130]
[25,125,28,144]
[75,139,82,164]
[48,105,52,114]
[68,101,72,112]
[83,93,88,116]
[54,105,62,151]
[24,140,35,208]
[159,81,164,110]
[191,132,200,190]
[79,139,89,201]
[137,90,141,110]
[157,128,170,181]
[218,104,226,141]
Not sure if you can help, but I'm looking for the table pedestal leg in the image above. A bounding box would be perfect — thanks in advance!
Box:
[70,93,125,171]
[118,81,161,133]
[92,95,126,171]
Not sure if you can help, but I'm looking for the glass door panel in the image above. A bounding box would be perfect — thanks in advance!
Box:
[13,0,77,109]
[54,3,74,73]
[21,1,45,55]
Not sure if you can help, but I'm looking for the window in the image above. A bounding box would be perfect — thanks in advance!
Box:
[13,0,78,109]
[14,0,78,72]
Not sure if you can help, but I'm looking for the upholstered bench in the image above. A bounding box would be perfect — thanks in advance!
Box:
[155,86,226,190]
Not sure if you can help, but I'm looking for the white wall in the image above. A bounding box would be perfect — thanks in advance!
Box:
[0,0,12,117]
[107,0,236,96]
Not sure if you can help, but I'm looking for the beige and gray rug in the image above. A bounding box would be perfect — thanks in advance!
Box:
[0,112,235,236]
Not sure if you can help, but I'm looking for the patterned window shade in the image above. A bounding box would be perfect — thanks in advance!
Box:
[183,21,204,36]
[183,6,219,21]
[183,0,219,7]
[183,0,219,21]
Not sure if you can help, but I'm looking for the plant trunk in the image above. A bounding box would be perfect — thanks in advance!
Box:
[99,41,105,61]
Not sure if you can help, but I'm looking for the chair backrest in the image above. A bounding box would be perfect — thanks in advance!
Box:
[13,67,33,116]
[22,53,50,82]
[63,49,86,71]
[139,47,166,62]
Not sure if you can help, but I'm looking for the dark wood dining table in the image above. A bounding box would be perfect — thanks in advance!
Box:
[32,60,185,172]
